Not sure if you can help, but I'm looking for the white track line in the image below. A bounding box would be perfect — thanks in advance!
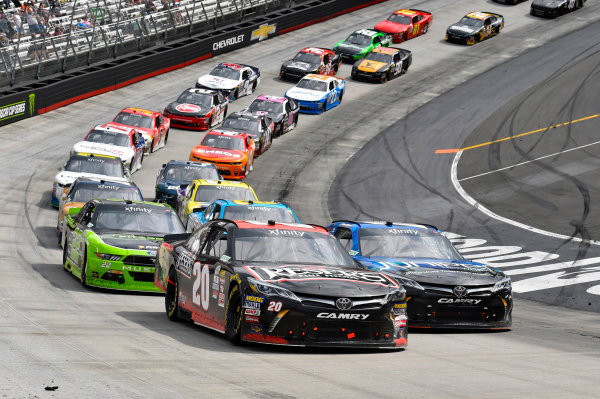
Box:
[450,149,600,246]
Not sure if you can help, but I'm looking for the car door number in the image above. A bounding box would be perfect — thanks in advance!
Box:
[328,90,339,104]
[192,262,210,311]
[412,24,420,36]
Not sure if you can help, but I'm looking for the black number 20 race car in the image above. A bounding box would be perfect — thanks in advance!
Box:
[154,220,408,349]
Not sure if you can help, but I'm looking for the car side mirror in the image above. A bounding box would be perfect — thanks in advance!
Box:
[192,207,205,214]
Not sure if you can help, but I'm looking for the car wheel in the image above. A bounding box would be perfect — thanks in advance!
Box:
[251,81,257,93]
[381,72,389,84]
[402,31,408,42]
[150,137,157,153]
[422,24,429,34]
[80,248,88,286]
[164,129,169,145]
[225,284,242,343]
[62,242,69,271]
[323,99,328,112]
[338,91,343,103]
[234,88,240,100]
[165,267,181,321]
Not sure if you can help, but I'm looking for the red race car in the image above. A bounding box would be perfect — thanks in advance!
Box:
[112,107,170,153]
[280,47,342,81]
[374,9,432,43]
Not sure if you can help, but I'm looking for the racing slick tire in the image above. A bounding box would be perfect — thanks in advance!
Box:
[338,91,344,103]
[251,81,257,94]
[225,284,242,343]
[402,31,408,42]
[323,98,328,112]
[422,24,429,34]
[164,129,169,145]
[151,137,157,153]
[234,88,240,100]
[381,72,389,84]
[62,243,69,271]
[165,267,181,321]
[80,249,88,287]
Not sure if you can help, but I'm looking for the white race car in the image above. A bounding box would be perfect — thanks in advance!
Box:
[196,62,260,101]
[71,123,145,172]
[285,74,345,114]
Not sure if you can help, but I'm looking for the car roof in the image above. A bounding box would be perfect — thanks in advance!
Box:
[233,220,327,233]
[218,62,243,70]
[184,88,217,95]
[165,160,216,168]
[206,129,247,138]
[333,220,440,232]
[255,95,286,103]
[465,12,491,20]
[214,199,287,207]
[300,47,330,55]
[70,152,122,161]
[95,123,136,136]
[192,179,252,189]
[94,199,171,210]
[73,177,136,188]
[303,74,339,82]
[353,29,378,37]
[372,47,399,55]
[393,9,419,16]
[119,107,158,117]
[228,111,261,120]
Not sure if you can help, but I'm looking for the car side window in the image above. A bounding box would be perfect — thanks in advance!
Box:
[186,184,194,199]
[334,228,354,252]
[80,203,95,226]
[186,224,209,254]
[212,204,221,220]
[203,204,215,220]
[323,54,329,64]
[485,18,491,26]
[285,101,291,113]
[329,82,335,91]
[242,70,249,80]
[156,116,163,127]
[412,16,419,24]
[373,36,380,45]
[201,228,228,258]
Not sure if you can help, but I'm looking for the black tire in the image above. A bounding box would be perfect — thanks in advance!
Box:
[80,248,88,286]
[338,91,343,103]
[164,129,169,145]
[225,284,242,343]
[402,31,408,42]
[322,99,328,112]
[150,137,157,153]
[234,88,240,100]
[251,81,257,93]
[165,267,181,321]
[381,72,389,84]
[62,242,69,271]
[422,24,429,34]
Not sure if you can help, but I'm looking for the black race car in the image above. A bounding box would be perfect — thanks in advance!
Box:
[530,0,585,17]
[351,47,412,83]
[163,88,228,130]
[154,160,221,206]
[327,221,512,329]
[245,95,299,136]
[217,111,275,156]
[445,12,504,45]
[154,220,408,349]
[280,47,341,81]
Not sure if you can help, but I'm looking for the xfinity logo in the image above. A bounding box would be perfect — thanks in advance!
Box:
[317,313,369,320]
[438,298,482,305]
[213,34,244,51]
[125,207,151,213]
[97,185,120,190]
[267,230,304,237]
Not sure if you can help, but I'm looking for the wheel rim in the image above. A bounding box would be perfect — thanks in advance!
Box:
[80,253,87,286]
[166,268,178,319]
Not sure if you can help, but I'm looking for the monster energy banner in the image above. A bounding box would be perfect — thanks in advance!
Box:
[0,93,36,126]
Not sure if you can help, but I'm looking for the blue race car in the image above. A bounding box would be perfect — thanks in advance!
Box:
[154,160,221,207]
[186,199,299,232]
[285,74,345,114]
[326,221,512,329]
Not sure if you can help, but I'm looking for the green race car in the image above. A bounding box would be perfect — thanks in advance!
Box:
[62,199,185,292]
[333,29,392,63]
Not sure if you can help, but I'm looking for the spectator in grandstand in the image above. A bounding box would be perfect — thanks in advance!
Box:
[25,8,41,34]
[49,1,62,18]
[144,0,157,14]
[0,32,10,47]
[27,32,48,60]
[75,17,88,29]
[1,0,10,9]
[0,14,10,36]
[12,10,23,34]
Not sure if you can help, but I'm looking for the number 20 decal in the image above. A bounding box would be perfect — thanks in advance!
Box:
[192,262,210,311]
[268,301,283,312]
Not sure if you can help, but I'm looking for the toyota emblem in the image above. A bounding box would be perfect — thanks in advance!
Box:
[453,286,468,298]
[335,297,353,310]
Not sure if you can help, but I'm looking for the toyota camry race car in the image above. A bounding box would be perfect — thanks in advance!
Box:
[164,88,228,130]
[62,199,185,291]
[374,9,432,43]
[155,220,408,349]
[333,29,392,63]
[176,179,257,227]
[280,47,342,81]
[530,0,585,17]
[246,95,299,136]
[112,107,170,153]
[71,124,145,172]
[219,111,274,156]
[327,221,513,329]
[186,199,299,232]
[154,160,221,207]
[51,153,131,207]
[285,74,345,114]
[351,47,412,83]
[196,63,260,101]
[445,12,504,45]
[189,130,255,179]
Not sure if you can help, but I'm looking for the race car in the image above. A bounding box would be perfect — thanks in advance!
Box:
[71,123,145,172]
[530,0,585,17]
[333,29,392,63]
[351,47,412,83]
[219,111,274,156]
[374,9,432,43]
[327,221,513,329]
[155,220,408,349]
[189,130,255,180]
[245,95,299,137]
[176,179,257,227]
[51,153,131,207]
[186,199,300,232]
[154,160,221,207]
[285,74,345,114]
[112,107,170,153]
[61,199,185,291]
[57,177,143,237]
[280,47,342,81]
[445,12,504,45]
[196,63,260,101]
[163,88,228,131]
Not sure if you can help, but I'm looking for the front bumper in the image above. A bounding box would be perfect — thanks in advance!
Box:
[530,5,560,17]
[445,33,476,45]
[85,253,161,292]
[336,53,360,64]
[293,99,325,114]
[164,112,210,130]
[189,155,248,180]
[351,69,384,82]
[280,68,311,81]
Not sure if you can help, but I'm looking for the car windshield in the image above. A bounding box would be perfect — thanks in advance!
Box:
[365,52,392,63]
[224,206,297,223]
[113,112,154,129]
[248,99,283,114]
[93,206,184,234]
[162,164,220,181]
[209,65,241,80]
[85,130,131,147]
[458,17,483,27]
[345,33,371,46]
[64,157,125,177]
[388,14,411,25]
[71,185,142,203]
[176,92,213,107]
[221,116,261,133]
[358,228,463,259]
[201,134,245,151]
[194,186,256,202]
[293,52,321,64]
[296,78,328,92]
[235,229,355,266]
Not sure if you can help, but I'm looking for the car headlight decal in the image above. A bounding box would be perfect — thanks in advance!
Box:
[492,277,512,292]
[248,277,300,302]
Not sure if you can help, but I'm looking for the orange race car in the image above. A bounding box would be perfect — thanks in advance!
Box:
[189,130,255,180]
[112,107,170,153]
[375,9,432,43]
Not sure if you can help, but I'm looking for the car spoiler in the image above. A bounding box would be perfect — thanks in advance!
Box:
[482,11,504,19]
[238,64,260,78]
[163,233,191,243]
[409,9,432,16]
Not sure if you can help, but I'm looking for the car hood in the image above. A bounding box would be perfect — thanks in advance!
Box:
[166,102,211,116]
[447,24,479,36]
[357,59,389,73]
[97,232,165,253]
[191,146,246,161]
[54,171,129,186]
[285,87,326,102]
[282,60,319,72]
[335,43,364,55]
[243,264,400,297]
[357,257,505,286]
[533,0,565,5]
[196,75,238,90]
[72,142,134,161]
[374,20,408,33]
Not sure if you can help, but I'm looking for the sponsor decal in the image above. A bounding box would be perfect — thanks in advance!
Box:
[179,292,187,306]
[175,104,201,113]
[198,149,235,157]
[176,254,194,279]
[124,207,152,213]
[438,298,482,305]
[213,34,245,51]
[251,24,276,42]
[394,315,407,328]
[316,313,370,320]
[245,315,259,323]
[0,100,26,121]
[245,295,265,303]
[91,271,99,278]
[122,266,154,273]
[244,301,261,310]
[387,229,419,235]
[97,185,121,190]
[245,308,260,316]
[250,323,263,334]
[245,265,394,285]
[267,230,304,237]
